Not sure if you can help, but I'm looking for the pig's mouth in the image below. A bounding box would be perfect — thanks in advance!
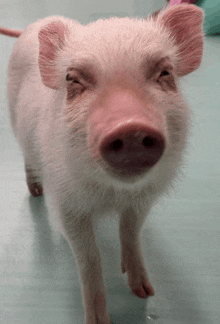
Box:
[107,166,150,182]
[104,161,154,183]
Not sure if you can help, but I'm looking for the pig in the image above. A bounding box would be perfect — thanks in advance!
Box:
[1,3,204,324]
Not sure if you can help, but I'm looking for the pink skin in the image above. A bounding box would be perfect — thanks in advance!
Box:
[89,87,165,173]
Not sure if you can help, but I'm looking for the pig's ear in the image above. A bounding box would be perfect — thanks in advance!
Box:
[38,20,69,89]
[158,4,204,76]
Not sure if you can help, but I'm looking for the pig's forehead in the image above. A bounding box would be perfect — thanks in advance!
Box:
[66,17,177,69]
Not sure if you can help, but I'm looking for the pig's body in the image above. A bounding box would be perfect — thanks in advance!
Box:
[6,4,204,324]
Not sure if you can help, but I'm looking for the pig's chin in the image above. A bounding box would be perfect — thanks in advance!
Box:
[104,166,151,184]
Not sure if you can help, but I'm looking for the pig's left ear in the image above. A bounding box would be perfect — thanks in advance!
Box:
[158,4,204,76]
[38,20,69,89]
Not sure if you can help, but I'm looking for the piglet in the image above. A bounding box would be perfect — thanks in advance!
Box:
[1,3,204,324]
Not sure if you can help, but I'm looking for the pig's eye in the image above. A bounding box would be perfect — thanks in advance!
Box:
[66,73,86,100]
[66,73,72,81]
[157,68,176,92]
[66,73,81,84]
[159,70,170,77]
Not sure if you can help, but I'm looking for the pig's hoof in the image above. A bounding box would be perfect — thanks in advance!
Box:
[132,275,154,298]
[28,183,43,197]
[132,281,155,299]
[25,165,43,197]
[128,271,155,299]
[122,260,155,298]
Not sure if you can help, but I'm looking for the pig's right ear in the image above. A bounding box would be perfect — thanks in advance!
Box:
[38,20,69,89]
[158,4,204,76]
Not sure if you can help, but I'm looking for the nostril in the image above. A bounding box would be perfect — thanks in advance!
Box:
[100,126,165,175]
[142,136,155,147]
[109,139,123,151]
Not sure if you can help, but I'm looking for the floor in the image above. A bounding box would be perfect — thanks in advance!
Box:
[0,1,220,324]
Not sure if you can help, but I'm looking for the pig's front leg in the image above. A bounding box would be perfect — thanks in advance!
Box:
[120,207,155,299]
[61,211,111,324]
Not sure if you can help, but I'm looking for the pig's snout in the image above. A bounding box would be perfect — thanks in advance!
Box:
[100,124,165,175]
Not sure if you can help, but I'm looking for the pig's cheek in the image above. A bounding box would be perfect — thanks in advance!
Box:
[158,75,177,93]
[66,82,85,101]
[87,110,105,160]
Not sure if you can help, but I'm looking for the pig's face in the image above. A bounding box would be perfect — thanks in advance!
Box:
[38,4,203,188]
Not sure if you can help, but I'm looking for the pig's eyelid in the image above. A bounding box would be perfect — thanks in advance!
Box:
[66,73,81,83]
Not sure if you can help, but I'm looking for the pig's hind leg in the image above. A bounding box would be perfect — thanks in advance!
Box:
[120,207,155,299]
[25,163,43,197]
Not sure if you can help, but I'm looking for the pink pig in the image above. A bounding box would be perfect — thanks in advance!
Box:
[1,4,204,324]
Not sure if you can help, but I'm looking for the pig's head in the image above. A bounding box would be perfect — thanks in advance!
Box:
[38,4,204,189]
